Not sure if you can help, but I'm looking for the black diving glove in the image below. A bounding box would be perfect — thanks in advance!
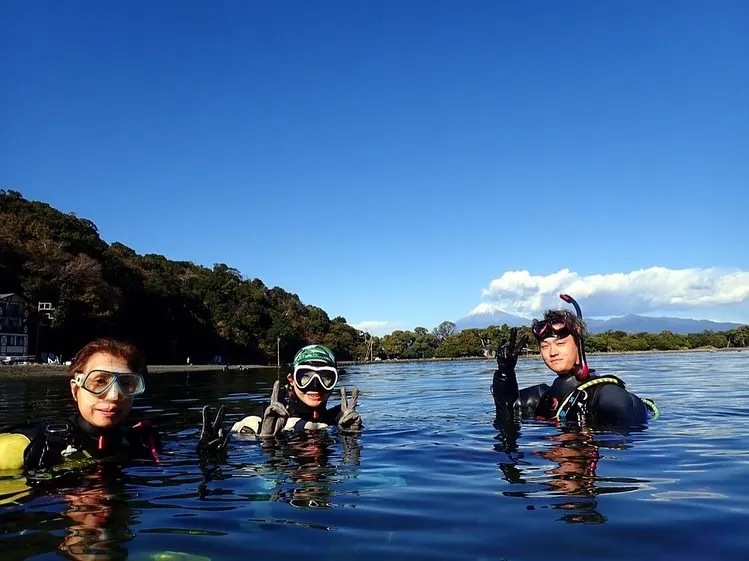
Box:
[197,405,230,455]
[495,328,528,379]
[24,422,75,471]
[259,380,291,437]
[492,328,528,416]
[337,386,362,433]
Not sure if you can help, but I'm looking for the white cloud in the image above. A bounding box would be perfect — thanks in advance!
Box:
[480,266,749,318]
[351,320,398,335]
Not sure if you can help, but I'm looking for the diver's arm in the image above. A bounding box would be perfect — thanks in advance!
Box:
[232,415,329,434]
[231,403,265,434]
[492,367,519,417]
[593,385,648,427]
[517,383,550,415]
[231,398,329,435]
[494,379,550,420]
[492,328,530,418]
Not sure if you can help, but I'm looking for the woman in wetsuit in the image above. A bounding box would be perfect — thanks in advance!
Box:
[0,338,228,475]
[231,344,362,436]
[491,294,657,428]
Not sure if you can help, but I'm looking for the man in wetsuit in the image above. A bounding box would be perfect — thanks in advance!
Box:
[232,344,362,436]
[491,296,656,428]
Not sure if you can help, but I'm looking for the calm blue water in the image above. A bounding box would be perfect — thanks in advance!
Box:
[1,351,748,560]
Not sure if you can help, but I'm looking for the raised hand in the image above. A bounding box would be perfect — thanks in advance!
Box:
[197,405,230,454]
[337,386,362,433]
[259,380,291,437]
[496,328,528,375]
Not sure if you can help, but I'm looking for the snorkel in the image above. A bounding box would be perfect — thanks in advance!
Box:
[559,293,590,382]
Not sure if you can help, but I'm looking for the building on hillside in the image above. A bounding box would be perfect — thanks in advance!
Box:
[0,293,30,359]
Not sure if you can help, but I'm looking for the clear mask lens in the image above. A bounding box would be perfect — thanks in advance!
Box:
[294,366,337,391]
[79,370,145,396]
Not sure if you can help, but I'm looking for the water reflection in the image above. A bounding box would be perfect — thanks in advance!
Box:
[252,431,361,509]
[0,464,133,561]
[493,419,648,524]
[58,467,134,561]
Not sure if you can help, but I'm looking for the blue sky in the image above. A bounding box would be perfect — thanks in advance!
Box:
[3,1,748,334]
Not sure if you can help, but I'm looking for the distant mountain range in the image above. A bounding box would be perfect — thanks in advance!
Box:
[454,303,746,334]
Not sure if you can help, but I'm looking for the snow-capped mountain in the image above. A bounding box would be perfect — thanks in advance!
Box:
[454,303,530,330]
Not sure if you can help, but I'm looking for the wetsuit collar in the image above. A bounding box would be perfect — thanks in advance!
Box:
[72,414,125,445]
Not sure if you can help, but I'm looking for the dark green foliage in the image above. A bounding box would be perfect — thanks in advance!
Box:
[0,191,365,364]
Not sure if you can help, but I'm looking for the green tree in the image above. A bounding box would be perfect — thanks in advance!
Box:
[432,320,457,341]
[435,329,483,358]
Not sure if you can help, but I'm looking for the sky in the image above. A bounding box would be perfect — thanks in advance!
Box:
[2,1,748,335]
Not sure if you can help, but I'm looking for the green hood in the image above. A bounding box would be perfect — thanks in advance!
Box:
[292,344,337,368]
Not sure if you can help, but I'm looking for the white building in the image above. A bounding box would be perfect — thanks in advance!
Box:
[0,293,30,358]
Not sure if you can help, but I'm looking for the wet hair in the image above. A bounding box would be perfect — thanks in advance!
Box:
[537,309,587,340]
[68,338,149,377]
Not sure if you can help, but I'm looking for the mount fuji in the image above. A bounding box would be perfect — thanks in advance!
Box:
[453,303,530,330]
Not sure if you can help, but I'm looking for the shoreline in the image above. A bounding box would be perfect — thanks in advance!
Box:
[340,345,747,366]
[0,363,276,379]
[0,346,744,378]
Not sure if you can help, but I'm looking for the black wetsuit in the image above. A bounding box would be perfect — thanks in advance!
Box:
[493,369,650,427]
[0,414,161,472]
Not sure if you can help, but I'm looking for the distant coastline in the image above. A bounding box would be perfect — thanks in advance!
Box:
[340,345,747,366]
[0,363,275,379]
[1,346,744,379]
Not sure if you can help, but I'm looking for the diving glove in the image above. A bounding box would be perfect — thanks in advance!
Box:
[259,380,290,436]
[496,328,528,378]
[337,386,362,433]
[196,405,230,454]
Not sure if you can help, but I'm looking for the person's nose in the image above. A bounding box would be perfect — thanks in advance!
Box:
[102,381,124,401]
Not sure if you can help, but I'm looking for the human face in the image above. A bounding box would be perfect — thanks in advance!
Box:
[287,372,333,409]
[70,352,135,428]
[539,333,579,376]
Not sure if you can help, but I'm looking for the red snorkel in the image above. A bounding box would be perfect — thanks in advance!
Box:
[559,293,590,382]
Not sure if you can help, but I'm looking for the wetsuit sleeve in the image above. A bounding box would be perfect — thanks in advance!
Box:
[517,384,550,415]
[232,415,262,434]
[0,433,31,471]
[492,368,520,417]
[592,385,648,426]
[493,363,550,418]
[231,403,267,434]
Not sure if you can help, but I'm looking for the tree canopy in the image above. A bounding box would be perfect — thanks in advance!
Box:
[0,190,365,364]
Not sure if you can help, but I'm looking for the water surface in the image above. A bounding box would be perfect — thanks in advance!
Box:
[1,351,748,560]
